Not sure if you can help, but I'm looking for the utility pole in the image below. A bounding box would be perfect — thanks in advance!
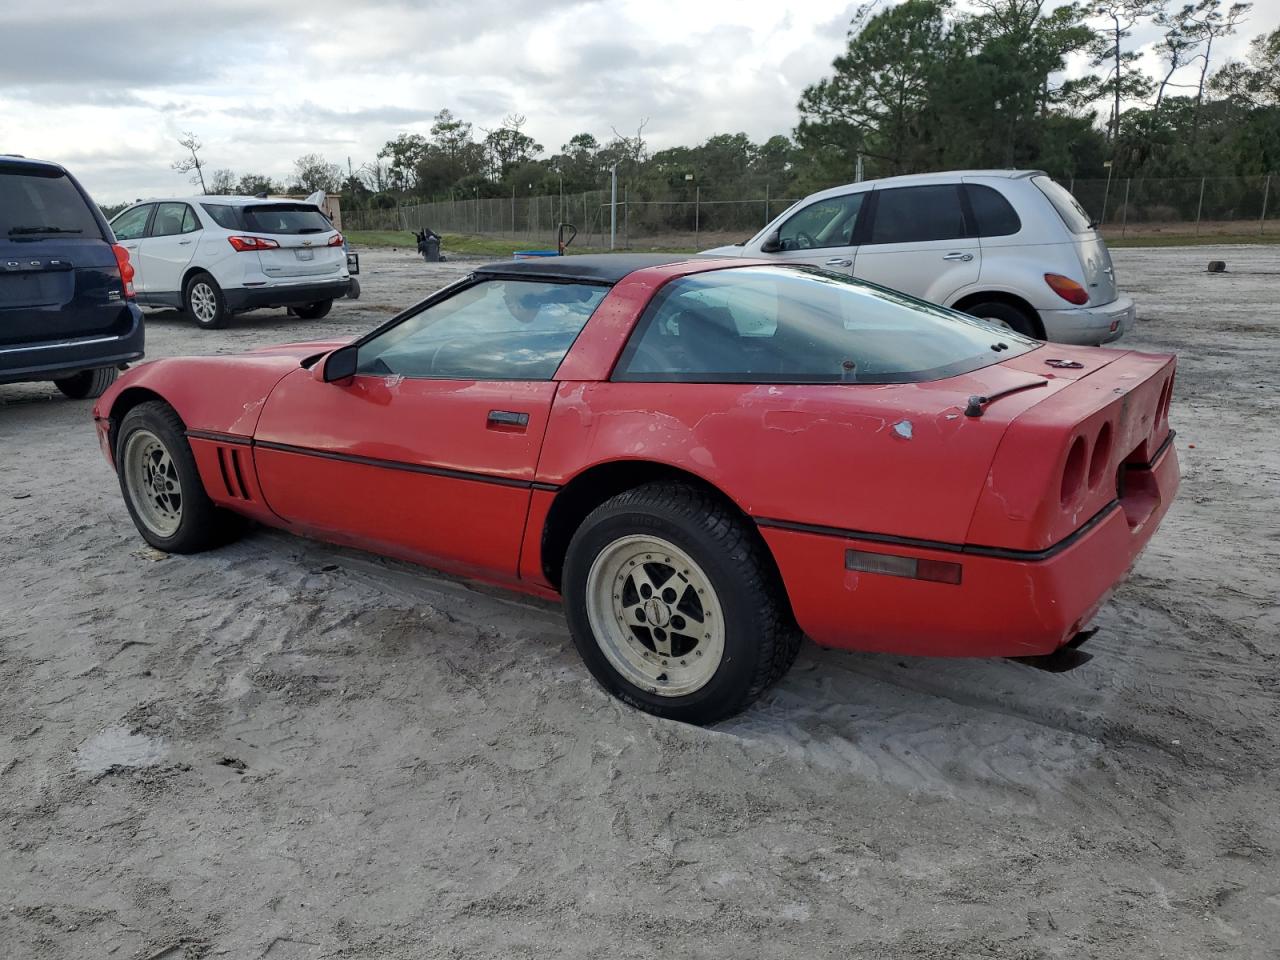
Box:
[609,162,619,250]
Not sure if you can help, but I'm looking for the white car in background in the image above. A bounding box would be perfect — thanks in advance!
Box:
[109,197,351,329]
[703,170,1134,344]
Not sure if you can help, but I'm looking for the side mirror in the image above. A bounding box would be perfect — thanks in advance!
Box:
[320,344,358,382]
[759,229,782,254]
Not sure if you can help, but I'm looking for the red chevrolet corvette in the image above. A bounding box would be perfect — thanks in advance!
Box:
[93,255,1178,723]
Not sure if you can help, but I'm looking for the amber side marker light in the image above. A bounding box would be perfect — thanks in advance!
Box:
[1044,273,1090,305]
[845,549,963,585]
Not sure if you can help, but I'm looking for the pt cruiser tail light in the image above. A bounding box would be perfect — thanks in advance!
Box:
[1045,273,1089,305]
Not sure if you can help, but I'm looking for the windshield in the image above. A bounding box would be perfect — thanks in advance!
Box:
[242,203,333,235]
[614,265,1038,384]
[1033,175,1094,234]
[0,166,102,239]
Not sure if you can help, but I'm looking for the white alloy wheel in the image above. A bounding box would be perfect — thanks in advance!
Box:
[121,428,183,537]
[584,534,726,698]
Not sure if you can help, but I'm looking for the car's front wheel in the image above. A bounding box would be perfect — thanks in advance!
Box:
[563,482,801,725]
[116,401,245,553]
[293,300,333,320]
[54,367,117,399]
[185,272,228,329]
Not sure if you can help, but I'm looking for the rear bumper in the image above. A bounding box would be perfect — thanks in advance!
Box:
[1040,295,1136,345]
[760,438,1178,658]
[0,303,144,385]
[225,278,350,311]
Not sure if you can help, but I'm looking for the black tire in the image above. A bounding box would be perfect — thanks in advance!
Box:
[964,300,1042,339]
[184,271,228,329]
[54,366,117,400]
[345,278,361,300]
[293,299,333,320]
[562,482,801,725]
[115,401,246,553]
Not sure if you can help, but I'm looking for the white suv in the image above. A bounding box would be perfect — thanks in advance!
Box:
[109,197,351,329]
[703,170,1134,344]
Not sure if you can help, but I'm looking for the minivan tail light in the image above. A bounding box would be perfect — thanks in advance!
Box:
[228,235,280,252]
[111,244,135,298]
[1045,273,1089,305]
[327,233,344,246]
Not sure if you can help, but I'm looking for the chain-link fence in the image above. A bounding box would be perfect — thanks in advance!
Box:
[344,174,1280,250]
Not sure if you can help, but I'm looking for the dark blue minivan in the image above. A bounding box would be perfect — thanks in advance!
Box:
[1,156,144,398]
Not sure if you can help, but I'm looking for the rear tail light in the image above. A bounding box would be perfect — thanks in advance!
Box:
[1044,273,1089,305]
[228,235,280,252]
[845,549,962,585]
[111,244,135,299]
[327,233,344,246]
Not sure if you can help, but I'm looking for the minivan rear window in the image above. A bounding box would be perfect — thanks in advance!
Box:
[0,166,102,239]
[1033,176,1094,234]
[242,203,332,235]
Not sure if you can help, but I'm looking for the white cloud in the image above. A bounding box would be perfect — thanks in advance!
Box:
[1,0,1274,204]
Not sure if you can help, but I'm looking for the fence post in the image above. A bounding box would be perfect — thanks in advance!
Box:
[1260,174,1271,236]
[1195,177,1206,236]
[624,187,629,250]
[1121,178,1131,239]
[764,184,770,225]
[695,186,700,250]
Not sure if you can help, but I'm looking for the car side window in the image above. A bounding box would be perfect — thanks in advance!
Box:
[355,278,609,381]
[868,185,966,244]
[150,202,191,238]
[776,193,864,251]
[111,204,152,241]
[965,184,1021,237]
[200,203,242,230]
[180,204,201,234]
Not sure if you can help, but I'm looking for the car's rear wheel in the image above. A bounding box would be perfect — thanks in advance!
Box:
[563,482,801,725]
[185,272,228,329]
[293,300,333,320]
[54,367,117,400]
[965,301,1041,339]
[116,401,245,553]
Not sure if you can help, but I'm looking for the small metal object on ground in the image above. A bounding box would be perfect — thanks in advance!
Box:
[1207,260,1227,272]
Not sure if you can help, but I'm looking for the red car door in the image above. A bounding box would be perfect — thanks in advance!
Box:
[251,275,609,583]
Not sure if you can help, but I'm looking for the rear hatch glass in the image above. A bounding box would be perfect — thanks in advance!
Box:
[1,165,103,240]
[1032,175,1093,234]
[243,203,333,236]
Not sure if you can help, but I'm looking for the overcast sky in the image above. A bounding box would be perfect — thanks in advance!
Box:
[3,0,1277,204]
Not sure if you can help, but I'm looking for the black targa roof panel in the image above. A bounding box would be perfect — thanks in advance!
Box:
[473,254,698,284]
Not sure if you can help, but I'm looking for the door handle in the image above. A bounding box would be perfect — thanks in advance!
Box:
[824,258,852,267]
[487,410,529,430]
[178,239,193,245]
[943,252,974,262]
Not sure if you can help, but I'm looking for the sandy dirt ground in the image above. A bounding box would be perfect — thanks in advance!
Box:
[1,245,1277,960]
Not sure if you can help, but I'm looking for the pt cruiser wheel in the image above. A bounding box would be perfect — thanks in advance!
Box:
[563,482,801,725]
[115,401,245,553]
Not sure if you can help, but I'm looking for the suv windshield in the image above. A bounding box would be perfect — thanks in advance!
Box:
[0,165,102,239]
[1033,175,1094,234]
[615,266,1037,384]
[242,203,332,235]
